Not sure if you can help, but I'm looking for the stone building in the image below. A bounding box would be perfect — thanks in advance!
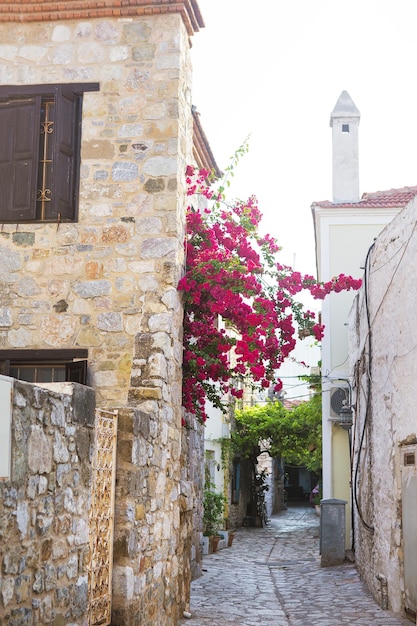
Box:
[0,1,218,624]
[348,190,417,619]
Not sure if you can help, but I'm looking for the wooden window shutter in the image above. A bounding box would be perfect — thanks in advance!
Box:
[0,97,40,221]
[50,87,81,221]
[66,360,87,385]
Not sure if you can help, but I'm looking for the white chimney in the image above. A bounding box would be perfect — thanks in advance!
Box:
[330,91,360,203]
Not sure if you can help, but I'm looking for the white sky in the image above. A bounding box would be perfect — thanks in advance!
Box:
[191,0,417,279]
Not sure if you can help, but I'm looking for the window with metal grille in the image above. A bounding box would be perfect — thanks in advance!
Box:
[0,349,88,385]
[0,83,99,223]
[404,452,416,467]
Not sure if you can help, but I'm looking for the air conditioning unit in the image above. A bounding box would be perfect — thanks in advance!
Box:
[330,387,349,418]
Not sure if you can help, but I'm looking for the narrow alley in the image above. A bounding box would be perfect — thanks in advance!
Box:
[180,505,410,626]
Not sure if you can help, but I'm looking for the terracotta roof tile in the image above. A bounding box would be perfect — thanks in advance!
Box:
[0,1,205,35]
[312,185,417,209]
[283,398,303,410]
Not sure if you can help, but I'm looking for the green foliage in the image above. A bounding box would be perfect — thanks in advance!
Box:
[233,390,322,473]
[203,485,227,536]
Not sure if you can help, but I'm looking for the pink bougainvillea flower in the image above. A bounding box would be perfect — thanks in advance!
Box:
[179,160,362,423]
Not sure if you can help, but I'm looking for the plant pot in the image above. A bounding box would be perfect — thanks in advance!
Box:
[210,535,221,553]
[228,532,235,547]
[315,504,321,516]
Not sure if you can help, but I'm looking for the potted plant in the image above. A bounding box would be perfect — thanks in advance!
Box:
[310,482,322,515]
[203,485,226,553]
[223,517,235,547]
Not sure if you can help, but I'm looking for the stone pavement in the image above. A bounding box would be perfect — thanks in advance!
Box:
[180,504,410,626]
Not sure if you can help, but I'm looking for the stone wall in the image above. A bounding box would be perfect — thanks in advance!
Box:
[0,378,95,625]
[348,196,417,615]
[0,381,204,626]
[111,407,203,625]
[0,6,204,625]
[180,416,205,583]
[0,12,192,408]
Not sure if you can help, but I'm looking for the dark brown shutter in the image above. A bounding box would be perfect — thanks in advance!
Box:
[0,97,40,221]
[66,360,87,385]
[50,88,81,221]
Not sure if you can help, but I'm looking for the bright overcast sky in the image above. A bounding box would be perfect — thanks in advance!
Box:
[191,0,417,280]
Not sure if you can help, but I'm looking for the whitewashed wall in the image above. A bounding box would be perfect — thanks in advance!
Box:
[349,196,417,615]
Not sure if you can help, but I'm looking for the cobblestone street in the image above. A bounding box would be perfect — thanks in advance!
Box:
[180,505,410,626]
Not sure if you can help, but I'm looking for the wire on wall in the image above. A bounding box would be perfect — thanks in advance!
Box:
[353,241,375,534]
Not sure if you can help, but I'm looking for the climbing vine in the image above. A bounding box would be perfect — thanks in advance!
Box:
[178,148,361,423]
[234,388,323,473]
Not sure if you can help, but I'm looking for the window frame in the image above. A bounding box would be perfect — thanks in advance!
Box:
[0,82,99,224]
[0,349,89,385]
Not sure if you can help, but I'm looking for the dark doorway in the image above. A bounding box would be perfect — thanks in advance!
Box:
[284,465,316,502]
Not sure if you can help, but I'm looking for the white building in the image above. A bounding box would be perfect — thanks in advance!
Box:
[312,91,411,545]
[349,193,417,617]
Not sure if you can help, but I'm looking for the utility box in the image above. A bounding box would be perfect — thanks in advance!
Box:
[320,498,347,567]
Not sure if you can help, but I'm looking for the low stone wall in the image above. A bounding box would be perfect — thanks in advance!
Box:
[0,378,95,625]
[0,378,203,626]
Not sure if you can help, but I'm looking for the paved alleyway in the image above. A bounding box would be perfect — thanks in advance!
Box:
[180,504,410,626]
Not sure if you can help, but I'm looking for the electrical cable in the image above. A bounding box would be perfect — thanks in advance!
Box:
[353,241,375,533]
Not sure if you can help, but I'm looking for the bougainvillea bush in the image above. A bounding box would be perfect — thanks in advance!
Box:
[178,159,361,424]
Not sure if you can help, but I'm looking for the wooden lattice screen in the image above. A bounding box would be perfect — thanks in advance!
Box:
[88,409,118,626]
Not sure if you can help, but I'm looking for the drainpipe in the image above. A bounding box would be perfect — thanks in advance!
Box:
[376,574,388,610]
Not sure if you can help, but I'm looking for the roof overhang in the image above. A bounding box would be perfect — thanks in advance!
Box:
[0,1,205,36]
[192,106,222,179]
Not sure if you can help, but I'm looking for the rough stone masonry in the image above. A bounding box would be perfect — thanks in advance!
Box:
[0,2,206,624]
